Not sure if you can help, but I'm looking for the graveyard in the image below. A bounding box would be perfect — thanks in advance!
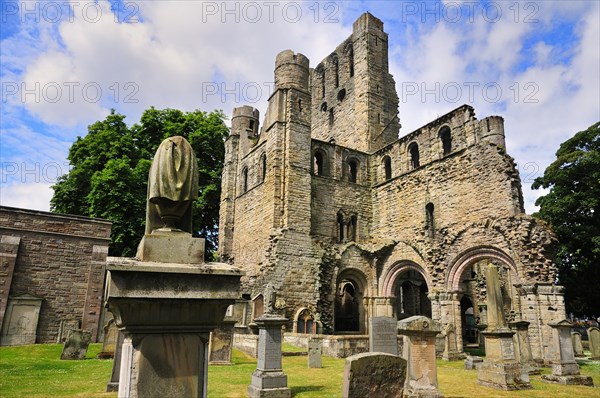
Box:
[1,342,599,397]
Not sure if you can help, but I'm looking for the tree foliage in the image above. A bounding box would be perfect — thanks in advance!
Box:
[51,108,229,258]
[532,121,600,316]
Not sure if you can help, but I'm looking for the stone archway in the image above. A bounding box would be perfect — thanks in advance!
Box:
[334,269,368,333]
[382,261,432,321]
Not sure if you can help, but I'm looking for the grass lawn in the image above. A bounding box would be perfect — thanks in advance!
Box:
[1,343,600,397]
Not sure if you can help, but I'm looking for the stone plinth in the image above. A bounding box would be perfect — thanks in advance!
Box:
[369,316,398,355]
[477,329,531,390]
[105,256,242,398]
[342,352,406,398]
[542,320,593,386]
[247,314,291,398]
[398,316,443,398]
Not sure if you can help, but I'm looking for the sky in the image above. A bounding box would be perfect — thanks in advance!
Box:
[1,0,599,214]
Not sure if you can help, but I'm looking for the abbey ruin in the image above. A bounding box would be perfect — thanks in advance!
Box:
[218,13,564,362]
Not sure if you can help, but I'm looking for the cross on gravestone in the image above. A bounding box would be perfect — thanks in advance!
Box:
[369,316,398,356]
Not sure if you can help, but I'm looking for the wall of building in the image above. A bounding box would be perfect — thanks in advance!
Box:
[0,206,111,344]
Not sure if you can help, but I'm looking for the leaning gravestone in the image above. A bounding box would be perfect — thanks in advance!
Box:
[97,318,118,359]
[588,327,600,360]
[369,316,398,356]
[571,332,584,357]
[342,352,406,398]
[60,329,92,360]
[308,337,322,368]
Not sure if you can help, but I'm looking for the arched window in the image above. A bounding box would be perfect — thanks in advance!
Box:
[347,214,357,242]
[296,309,315,334]
[344,41,354,78]
[348,159,358,183]
[439,126,452,155]
[241,166,248,193]
[328,107,334,126]
[383,156,392,180]
[313,149,329,176]
[260,154,267,182]
[331,53,339,88]
[315,64,325,99]
[425,202,435,237]
[408,143,420,169]
[337,211,345,242]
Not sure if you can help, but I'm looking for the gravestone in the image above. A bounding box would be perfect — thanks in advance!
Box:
[247,284,290,398]
[542,320,593,386]
[57,318,80,343]
[588,327,600,360]
[509,320,540,374]
[0,293,43,346]
[571,332,584,357]
[105,136,242,398]
[464,355,483,370]
[308,337,322,368]
[441,323,461,361]
[60,329,92,360]
[342,352,406,398]
[97,318,118,359]
[369,316,398,355]
[209,321,235,365]
[477,264,531,390]
[397,315,443,398]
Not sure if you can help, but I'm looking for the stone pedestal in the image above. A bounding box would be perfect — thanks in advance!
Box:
[398,316,443,398]
[247,314,291,398]
[542,320,593,386]
[105,257,242,398]
[477,329,531,390]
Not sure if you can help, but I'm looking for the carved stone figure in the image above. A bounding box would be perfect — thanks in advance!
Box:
[265,283,276,314]
[144,136,198,234]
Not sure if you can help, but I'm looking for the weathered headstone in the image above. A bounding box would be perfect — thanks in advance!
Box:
[464,355,483,370]
[477,264,531,390]
[208,321,235,365]
[105,136,242,398]
[588,327,600,360]
[60,329,92,360]
[397,315,443,398]
[247,309,291,398]
[308,337,322,368]
[369,316,398,355]
[97,318,118,359]
[571,332,584,357]
[342,352,406,398]
[57,318,80,343]
[542,320,593,386]
[0,293,43,346]
[105,331,124,392]
[509,320,540,374]
[441,323,461,361]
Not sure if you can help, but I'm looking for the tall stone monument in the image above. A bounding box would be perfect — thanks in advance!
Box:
[541,320,593,386]
[247,283,291,398]
[397,315,443,398]
[477,264,531,390]
[105,136,242,398]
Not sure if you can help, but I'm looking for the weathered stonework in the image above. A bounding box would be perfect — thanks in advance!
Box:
[218,13,564,362]
[0,206,111,343]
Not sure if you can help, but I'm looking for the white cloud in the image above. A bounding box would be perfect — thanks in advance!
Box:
[0,182,54,211]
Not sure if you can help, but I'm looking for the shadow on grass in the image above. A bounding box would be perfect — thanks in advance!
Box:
[291,385,324,394]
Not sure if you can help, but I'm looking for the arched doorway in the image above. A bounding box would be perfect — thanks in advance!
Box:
[392,269,432,320]
[460,296,476,345]
[334,270,367,333]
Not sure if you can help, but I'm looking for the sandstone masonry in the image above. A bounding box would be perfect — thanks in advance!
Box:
[218,13,564,362]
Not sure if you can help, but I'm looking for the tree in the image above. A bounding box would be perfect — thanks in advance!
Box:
[51,108,229,258]
[532,121,600,316]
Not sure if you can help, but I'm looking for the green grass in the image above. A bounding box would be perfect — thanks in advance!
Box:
[1,343,600,397]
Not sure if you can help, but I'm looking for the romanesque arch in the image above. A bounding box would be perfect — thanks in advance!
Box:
[381,261,432,320]
[334,268,368,333]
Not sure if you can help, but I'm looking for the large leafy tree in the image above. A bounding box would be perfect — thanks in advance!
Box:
[51,108,229,258]
[532,121,600,316]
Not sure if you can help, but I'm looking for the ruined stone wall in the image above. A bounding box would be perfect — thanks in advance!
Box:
[0,206,111,343]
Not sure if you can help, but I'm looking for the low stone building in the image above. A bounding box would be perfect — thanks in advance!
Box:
[218,13,565,362]
[0,206,111,345]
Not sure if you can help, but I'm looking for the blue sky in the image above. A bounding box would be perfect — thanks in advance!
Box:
[1,0,599,213]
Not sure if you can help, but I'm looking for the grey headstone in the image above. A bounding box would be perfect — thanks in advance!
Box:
[588,327,600,360]
[342,352,406,398]
[369,316,398,356]
[571,332,584,357]
[464,355,483,370]
[60,329,92,360]
[308,337,322,368]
